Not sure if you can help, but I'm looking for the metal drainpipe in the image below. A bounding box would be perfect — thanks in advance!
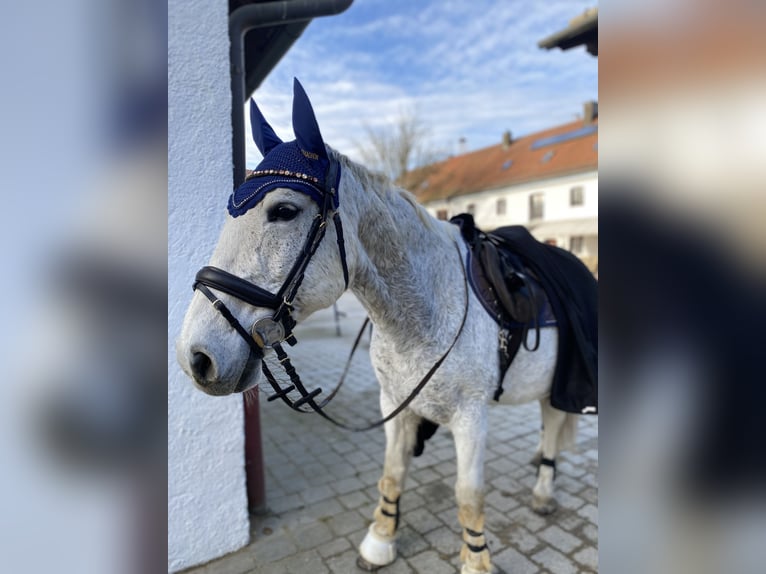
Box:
[229,0,353,515]
[230,0,354,188]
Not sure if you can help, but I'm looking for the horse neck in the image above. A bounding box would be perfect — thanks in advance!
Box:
[340,161,462,343]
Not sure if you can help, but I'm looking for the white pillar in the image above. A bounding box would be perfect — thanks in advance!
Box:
[168,1,250,570]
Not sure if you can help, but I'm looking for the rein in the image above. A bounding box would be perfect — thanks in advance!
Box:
[262,239,469,432]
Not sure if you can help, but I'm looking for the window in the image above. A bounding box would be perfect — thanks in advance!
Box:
[570,235,584,254]
[436,209,448,221]
[496,198,506,215]
[570,186,584,206]
[466,203,476,215]
[529,193,544,221]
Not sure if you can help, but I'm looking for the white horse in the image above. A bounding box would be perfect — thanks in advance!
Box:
[177,80,582,574]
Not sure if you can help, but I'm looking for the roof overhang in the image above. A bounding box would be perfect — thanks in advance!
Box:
[231,0,353,97]
[538,8,598,56]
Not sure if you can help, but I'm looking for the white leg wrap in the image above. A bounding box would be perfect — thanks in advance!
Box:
[359,523,397,567]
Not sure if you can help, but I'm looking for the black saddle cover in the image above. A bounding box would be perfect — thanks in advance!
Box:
[451,214,598,415]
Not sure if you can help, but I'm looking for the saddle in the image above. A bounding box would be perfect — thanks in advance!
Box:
[452,214,555,327]
[451,214,556,400]
[452,214,598,415]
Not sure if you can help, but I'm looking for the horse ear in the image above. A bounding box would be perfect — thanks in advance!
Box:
[250,98,283,155]
[292,78,328,160]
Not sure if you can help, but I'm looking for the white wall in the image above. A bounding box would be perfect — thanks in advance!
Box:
[168,2,250,571]
[532,173,598,223]
[423,171,598,268]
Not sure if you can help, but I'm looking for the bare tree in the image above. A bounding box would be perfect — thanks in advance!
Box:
[355,107,437,185]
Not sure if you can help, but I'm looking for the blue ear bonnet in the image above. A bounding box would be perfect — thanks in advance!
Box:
[228,141,339,217]
[228,79,340,218]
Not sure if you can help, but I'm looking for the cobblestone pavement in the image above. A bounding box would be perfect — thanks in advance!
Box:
[184,293,598,574]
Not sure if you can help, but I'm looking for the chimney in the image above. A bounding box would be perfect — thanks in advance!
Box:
[458,137,467,155]
[583,101,598,124]
[502,130,512,149]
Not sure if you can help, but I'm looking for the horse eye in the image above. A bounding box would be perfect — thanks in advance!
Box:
[267,203,301,222]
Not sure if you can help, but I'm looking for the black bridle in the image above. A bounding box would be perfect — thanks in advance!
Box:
[195,157,347,350]
[192,160,469,431]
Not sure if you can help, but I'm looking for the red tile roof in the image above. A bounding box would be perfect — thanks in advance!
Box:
[406,118,598,203]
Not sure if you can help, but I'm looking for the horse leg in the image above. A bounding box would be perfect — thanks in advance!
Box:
[531,398,567,515]
[453,412,492,574]
[358,397,418,570]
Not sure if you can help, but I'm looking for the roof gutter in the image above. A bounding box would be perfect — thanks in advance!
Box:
[230,0,354,187]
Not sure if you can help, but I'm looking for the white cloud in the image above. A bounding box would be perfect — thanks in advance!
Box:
[246,0,597,167]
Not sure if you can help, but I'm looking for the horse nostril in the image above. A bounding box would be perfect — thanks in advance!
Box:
[190,351,213,382]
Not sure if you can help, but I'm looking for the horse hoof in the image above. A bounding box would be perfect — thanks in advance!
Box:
[358,524,397,568]
[357,556,381,571]
[532,497,558,515]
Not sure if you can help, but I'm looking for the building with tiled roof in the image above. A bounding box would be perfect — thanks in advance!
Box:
[405,105,598,270]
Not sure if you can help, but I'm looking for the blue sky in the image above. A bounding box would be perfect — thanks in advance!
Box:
[246,0,597,168]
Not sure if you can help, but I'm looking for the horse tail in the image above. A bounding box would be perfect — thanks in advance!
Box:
[557,412,579,453]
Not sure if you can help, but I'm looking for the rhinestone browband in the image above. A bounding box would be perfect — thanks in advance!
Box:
[246,169,320,184]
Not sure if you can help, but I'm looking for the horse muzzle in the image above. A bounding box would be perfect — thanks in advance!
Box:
[177,329,262,396]
[187,351,262,396]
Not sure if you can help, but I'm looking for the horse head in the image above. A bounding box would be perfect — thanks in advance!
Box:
[177,79,350,396]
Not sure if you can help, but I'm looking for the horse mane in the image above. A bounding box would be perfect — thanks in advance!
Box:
[331,147,439,233]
